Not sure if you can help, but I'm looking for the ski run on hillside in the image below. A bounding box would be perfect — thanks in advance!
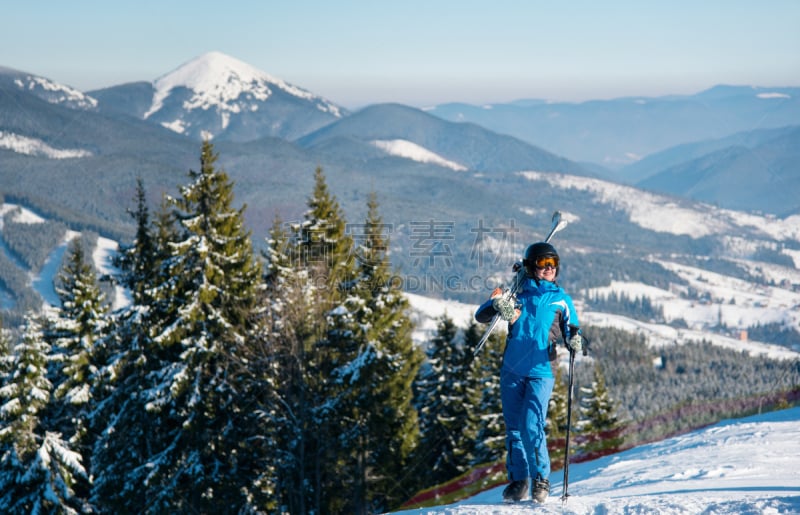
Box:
[392,407,800,514]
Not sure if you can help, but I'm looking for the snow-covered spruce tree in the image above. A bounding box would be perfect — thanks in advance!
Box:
[463,320,505,467]
[412,314,482,487]
[575,363,625,459]
[49,239,109,353]
[334,192,424,514]
[42,238,108,502]
[90,187,176,512]
[293,167,358,302]
[0,316,89,514]
[258,176,421,513]
[113,178,159,305]
[256,213,319,514]
[289,167,364,513]
[116,141,261,513]
[547,361,569,468]
[89,313,155,515]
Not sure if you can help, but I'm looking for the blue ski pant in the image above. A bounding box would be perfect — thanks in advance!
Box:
[500,368,555,482]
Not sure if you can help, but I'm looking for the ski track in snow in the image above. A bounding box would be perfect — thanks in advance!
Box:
[391,407,800,514]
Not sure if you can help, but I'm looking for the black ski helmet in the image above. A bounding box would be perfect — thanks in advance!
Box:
[523,242,559,278]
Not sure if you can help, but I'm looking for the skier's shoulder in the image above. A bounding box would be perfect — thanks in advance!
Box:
[537,279,565,294]
[542,282,577,307]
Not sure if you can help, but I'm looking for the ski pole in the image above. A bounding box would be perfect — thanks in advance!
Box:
[561,347,576,502]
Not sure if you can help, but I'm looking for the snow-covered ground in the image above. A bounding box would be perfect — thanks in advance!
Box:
[391,406,800,514]
[0,130,93,159]
[520,171,800,244]
[0,203,128,310]
[371,139,468,171]
[406,292,479,344]
[0,203,47,225]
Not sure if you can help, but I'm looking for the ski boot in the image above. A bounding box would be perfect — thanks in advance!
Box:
[532,477,550,503]
[502,479,528,502]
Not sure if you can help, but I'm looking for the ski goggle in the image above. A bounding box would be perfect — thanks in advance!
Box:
[533,256,559,269]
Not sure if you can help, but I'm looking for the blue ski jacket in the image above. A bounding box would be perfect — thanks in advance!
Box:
[475,278,579,378]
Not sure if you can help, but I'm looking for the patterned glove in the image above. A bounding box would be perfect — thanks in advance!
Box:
[567,333,583,353]
[492,295,517,321]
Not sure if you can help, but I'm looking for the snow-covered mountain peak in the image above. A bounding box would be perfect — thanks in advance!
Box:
[0,67,97,111]
[152,51,276,106]
[145,51,342,121]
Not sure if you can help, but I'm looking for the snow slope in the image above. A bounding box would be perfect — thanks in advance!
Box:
[391,406,800,514]
[0,203,128,310]
[521,171,800,244]
[0,131,93,159]
[403,170,800,356]
[371,139,468,171]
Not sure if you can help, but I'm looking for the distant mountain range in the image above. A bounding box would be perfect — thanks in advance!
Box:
[426,86,800,167]
[3,51,797,219]
[634,125,800,216]
[1,52,799,321]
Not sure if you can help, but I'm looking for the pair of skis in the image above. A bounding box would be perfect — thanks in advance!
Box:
[473,210,580,503]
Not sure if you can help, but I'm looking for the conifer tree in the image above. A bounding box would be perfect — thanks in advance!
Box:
[547,361,569,468]
[576,363,625,458]
[0,316,88,514]
[294,167,357,300]
[0,316,10,377]
[52,239,108,350]
[412,314,479,486]
[257,213,319,514]
[89,322,153,513]
[38,239,108,506]
[51,243,107,398]
[91,190,172,512]
[108,141,262,512]
[282,167,362,513]
[288,167,357,406]
[464,321,505,467]
[114,178,158,305]
[337,192,424,513]
[261,183,421,513]
[263,213,294,287]
[91,194,190,512]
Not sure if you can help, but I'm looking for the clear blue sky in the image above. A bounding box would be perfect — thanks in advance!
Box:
[3,0,799,108]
